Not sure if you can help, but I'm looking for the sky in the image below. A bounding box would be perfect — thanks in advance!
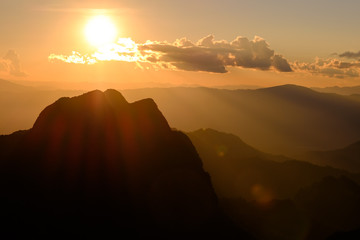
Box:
[1,0,360,89]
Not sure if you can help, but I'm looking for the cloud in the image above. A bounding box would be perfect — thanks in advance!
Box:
[292,58,360,78]
[49,35,293,73]
[0,50,27,77]
[140,35,293,73]
[338,50,360,59]
[272,54,293,72]
[49,51,97,64]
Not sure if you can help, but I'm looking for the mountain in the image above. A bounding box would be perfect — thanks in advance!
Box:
[222,176,360,240]
[186,129,360,239]
[295,176,360,239]
[313,85,360,95]
[0,79,32,91]
[122,85,360,155]
[186,128,360,201]
[301,140,360,173]
[349,94,360,102]
[2,83,360,155]
[0,81,83,134]
[0,90,244,238]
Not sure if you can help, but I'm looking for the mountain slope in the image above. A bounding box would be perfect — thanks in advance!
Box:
[295,176,360,239]
[122,85,360,155]
[313,85,360,95]
[0,90,240,238]
[302,140,360,173]
[2,83,360,155]
[186,128,360,201]
[187,129,360,239]
[0,79,32,91]
[0,82,83,134]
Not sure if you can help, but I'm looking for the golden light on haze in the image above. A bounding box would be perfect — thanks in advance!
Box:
[85,15,118,47]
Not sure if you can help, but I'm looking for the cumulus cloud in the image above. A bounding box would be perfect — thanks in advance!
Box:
[49,35,293,73]
[0,50,27,77]
[139,35,293,73]
[272,54,292,72]
[338,50,360,59]
[292,58,360,78]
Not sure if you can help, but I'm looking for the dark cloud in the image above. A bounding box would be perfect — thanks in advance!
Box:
[272,55,292,72]
[139,35,292,73]
[140,44,228,73]
[338,51,360,59]
[0,50,27,77]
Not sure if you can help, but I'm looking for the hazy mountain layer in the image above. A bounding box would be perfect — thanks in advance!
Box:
[313,85,360,95]
[186,128,360,239]
[186,128,360,200]
[122,85,360,155]
[301,140,360,173]
[3,81,360,156]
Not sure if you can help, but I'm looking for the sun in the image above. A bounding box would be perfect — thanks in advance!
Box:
[85,15,117,47]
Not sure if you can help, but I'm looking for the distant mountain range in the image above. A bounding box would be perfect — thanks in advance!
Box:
[122,85,360,155]
[301,140,360,173]
[3,80,360,156]
[313,85,360,95]
[0,90,245,238]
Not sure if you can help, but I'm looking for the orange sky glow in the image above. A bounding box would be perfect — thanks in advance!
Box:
[1,0,360,89]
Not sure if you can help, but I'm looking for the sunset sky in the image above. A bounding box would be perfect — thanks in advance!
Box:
[1,0,360,89]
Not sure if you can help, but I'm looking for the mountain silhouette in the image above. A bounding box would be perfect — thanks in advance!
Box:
[222,176,360,240]
[186,128,360,200]
[313,85,360,95]
[295,176,360,239]
[186,129,360,239]
[302,140,360,173]
[0,90,245,238]
[0,80,82,134]
[3,83,360,156]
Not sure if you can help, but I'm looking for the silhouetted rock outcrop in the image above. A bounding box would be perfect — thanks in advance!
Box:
[0,90,244,238]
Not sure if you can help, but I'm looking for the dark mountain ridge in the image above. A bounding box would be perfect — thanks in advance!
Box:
[313,85,360,95]
[186,128,360,200]
[0,90,242,238]
[301,139,360,173]
[186,129,360,239]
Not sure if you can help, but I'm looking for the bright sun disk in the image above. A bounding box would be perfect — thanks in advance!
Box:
[85,15,117,47]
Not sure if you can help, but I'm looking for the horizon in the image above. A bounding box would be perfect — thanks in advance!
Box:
[3,78,360,92]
